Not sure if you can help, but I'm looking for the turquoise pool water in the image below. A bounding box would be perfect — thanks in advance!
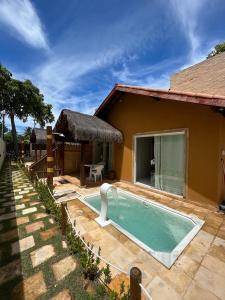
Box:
[85,191,195,252]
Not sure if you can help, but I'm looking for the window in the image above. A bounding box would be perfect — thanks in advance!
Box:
[135,131,186,196]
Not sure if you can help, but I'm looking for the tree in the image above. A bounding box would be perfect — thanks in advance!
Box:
[207,41,225,58]
[23,126,32,143]
[0,64,54,157]
[4,130,22,144]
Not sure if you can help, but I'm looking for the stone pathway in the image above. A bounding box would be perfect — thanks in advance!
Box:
[0,161,94,300]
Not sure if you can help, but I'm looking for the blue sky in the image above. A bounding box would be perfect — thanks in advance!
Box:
[1,0,225,133]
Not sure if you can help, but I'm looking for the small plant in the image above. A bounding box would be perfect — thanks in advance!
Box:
[103,264,112,285]
[109,282,130,300]
[80,244,102,281]
[35,181,62,223]
[95,284,108,298]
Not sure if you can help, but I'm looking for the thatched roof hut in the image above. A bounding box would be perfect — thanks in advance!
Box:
[55,109,123,143]
[30,128,47,144]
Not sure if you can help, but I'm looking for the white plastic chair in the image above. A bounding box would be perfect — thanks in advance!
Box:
[90,165,104,182]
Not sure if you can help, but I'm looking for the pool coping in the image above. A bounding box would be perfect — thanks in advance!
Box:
[79,188,204,268]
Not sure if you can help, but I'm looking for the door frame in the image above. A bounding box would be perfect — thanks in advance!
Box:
[133,128,188,198]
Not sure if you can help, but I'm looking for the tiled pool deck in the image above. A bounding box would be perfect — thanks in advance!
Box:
[54,176,225,300]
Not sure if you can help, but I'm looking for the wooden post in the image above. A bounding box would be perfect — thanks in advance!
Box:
[61,202,67,235]
[80,142,85,186]
[60,141,65,175]
[35,143,38,162]
[21,139,25,162]
[47,126,54,188]
[130,267,142,300]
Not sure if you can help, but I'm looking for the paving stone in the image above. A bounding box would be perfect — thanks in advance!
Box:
[30,201,40,206]
[12,236,35,255]
[50,289,73,300]
[201,254,225,277]
[194,265,225,299]
[175,255,199,278]
[11,216,29,226]
[19,190,29,195]
[158,265,192,294]
[22,207,37,215]
[208,241,225,264]
[0,259,22,284]
[21,198,31,203]
[12,271,46,300]
[146,276,180,300]
[15,204,25,210]
[28,192,38,197]
[52,256,76,281]
[30,245,55,267]
[62,241,67,249]
[26,221,45,233]
[33,212,48,220]
[49,218,54,224]
[217,228,225,239]
[40,227,58,241]
[24,187,34,190]
[0,228,18,243]
[184,281,219,300]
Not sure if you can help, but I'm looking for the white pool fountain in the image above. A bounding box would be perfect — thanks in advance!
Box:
[95,183,118,227]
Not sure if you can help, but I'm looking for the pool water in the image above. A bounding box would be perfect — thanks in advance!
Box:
[85,191,196,253]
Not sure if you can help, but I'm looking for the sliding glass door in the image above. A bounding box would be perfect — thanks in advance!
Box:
[135,131,185,196]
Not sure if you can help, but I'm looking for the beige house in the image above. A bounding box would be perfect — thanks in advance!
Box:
[95,84,225,206]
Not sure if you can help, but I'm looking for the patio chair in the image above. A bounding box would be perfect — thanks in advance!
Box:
[90,165,104,182]
[96,161,105,166]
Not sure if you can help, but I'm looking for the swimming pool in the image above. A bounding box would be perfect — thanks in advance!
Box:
[83,189,204,268]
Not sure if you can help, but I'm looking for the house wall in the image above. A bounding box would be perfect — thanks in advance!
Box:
[64,143,92,175]
[104,93,225,205]
[170,52,225,95]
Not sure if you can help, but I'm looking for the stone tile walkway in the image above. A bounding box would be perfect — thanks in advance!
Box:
[0,161,93,299]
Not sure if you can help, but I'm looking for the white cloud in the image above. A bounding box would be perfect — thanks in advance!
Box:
[168,0,209,65]
[111,57,184,89]
[0,0,48,49]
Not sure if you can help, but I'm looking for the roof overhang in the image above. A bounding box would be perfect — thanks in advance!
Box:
[95,84,225,117]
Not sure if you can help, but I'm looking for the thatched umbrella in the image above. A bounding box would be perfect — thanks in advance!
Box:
[30,128,47,144]
[54,109,123,143]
